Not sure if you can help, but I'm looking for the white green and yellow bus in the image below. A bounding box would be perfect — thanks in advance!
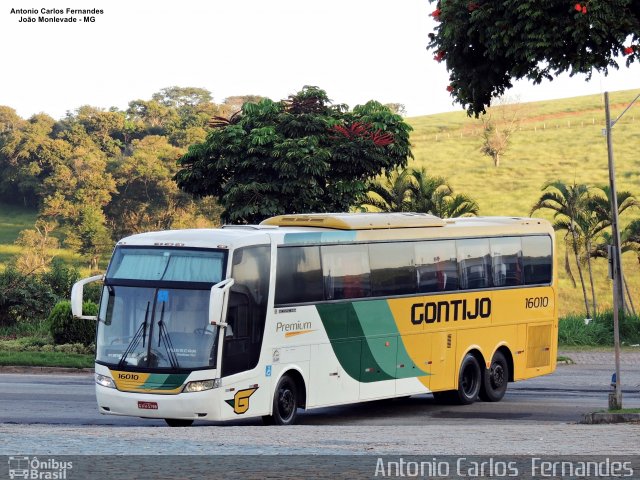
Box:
[71,212,557,426]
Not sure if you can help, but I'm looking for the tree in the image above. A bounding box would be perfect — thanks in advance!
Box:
[0,113,71,207]
[64,106,125,156]
[384,103,407,116]
[588,187,640,314]
[64,206,112,271]
[427,0,640,116]
[107,135,199,238]
[531,181,592,317]
[175,86,413,224]
[409,168,479,217]
[363,167,479,217]
[40,144,116,268]
[220,95,265,117]
[13,220,59,275]
[362,168,415,212]
[479,100,521,167]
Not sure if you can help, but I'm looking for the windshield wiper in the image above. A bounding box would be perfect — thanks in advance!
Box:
[157,302,180,369]
[117,301,150,368]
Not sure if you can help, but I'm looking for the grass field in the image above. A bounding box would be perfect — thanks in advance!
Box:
[0,351,94,368]
[1,90,638,317]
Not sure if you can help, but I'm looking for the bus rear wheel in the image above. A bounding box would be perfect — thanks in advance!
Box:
[479,351,509,402]
[265,374,298,426]
[164,418,194,427]
[453,353,482,405]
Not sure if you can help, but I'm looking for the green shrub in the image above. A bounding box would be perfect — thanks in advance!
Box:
[48,300,97,346]
[40,258,80,299]
[55,342,92,354]
[0,266,57,327]
[559,311,640,346]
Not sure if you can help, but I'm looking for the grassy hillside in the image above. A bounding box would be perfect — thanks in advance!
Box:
[407,89,640,317]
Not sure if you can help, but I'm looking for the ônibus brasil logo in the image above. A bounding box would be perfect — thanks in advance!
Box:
[8,456,73,479]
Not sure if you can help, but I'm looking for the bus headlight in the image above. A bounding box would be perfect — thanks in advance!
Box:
[95,373,116,389]
[183,379,220,393]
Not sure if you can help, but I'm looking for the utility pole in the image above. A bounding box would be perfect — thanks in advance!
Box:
[603,90,640,410]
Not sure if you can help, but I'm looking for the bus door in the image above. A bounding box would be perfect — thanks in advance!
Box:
[218,245,271,420]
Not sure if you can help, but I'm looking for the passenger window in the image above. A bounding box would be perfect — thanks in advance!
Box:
[415,241,458,292]
[369,243,416,296]
[321,244,371,300]
[275,246,324,305]
[522,236,553,285]
[490,237,523,287]
[457,238,491,290]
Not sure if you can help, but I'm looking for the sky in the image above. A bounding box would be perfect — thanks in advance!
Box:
[1,0,639,120]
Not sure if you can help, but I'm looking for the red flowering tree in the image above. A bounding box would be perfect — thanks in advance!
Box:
[427,0,640,116]
[175,87,412,223]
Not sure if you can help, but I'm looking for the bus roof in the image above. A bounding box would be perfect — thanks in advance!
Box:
[260,212,445,230]
[115,214,553,250]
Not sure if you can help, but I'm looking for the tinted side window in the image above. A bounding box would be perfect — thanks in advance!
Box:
[490,237,523,287]
[457,238,491,290]
[321,244,371,300]
[415,240,458,292]
[275,246,324,305]
[522,236,553,284]
[369,243,416,296]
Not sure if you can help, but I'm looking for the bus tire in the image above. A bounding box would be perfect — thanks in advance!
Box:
[268,374,298,426]
[479,351,509,402]
[164,418,194,427]
[452,353,482,405]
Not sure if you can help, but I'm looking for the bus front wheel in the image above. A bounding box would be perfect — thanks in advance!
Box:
[164,418,194,427]
[479,351,509,402]
[264,374,298,426]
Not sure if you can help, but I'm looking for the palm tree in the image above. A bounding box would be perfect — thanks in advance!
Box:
[363,167,479,218]
[409,168,479,218]
[592,228,638,315]
[588,187,640,314]
[531,181,591,318]
[624,219,640,264]
[362,168,414,212]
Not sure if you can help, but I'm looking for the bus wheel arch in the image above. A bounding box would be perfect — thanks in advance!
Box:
[263,368,307,426]
[497,345,514,383]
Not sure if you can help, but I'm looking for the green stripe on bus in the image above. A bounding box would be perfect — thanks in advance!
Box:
[353,301,428,379]
[316,301,427,383]
[142,373,188,390]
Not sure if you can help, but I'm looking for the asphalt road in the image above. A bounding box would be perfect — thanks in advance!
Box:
[1,362,639,427]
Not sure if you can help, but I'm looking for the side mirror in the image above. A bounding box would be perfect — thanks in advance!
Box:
[71,274,104,320]
[208,278,235,326]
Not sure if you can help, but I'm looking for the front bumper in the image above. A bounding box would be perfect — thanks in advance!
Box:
[96,384,222,420]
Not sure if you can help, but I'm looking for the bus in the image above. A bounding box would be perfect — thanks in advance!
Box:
[71,212,557,426]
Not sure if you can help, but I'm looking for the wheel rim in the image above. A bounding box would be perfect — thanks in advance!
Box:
[278,387,295,420]
[490,363,505,389]
[461,363,478,397]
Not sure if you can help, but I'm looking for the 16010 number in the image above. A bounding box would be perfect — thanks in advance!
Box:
[525,296,549,309]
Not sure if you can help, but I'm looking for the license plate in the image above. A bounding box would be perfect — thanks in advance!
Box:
[138,401,158,410]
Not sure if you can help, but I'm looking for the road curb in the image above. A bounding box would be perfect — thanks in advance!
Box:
[0,365,94,375]
[581,412,640,424]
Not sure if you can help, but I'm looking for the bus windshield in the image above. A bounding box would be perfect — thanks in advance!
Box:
[97,247,227,370]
